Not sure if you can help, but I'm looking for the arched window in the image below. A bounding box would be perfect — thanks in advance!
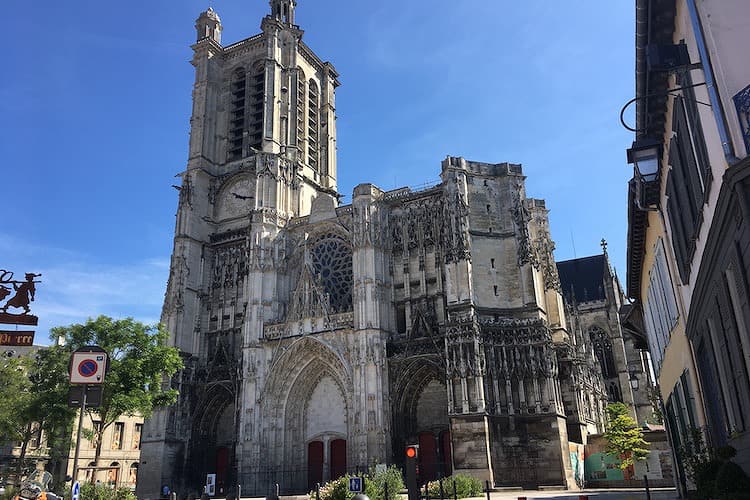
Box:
[309,232,352,312]
[227,68,246,162]
[128,463,138,487]
[247,62,265,151]
[589,327,617,379]
[84,461,96,482]
[307,79,320,171]
[108,462,120,487]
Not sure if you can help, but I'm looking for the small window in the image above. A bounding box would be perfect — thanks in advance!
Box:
[133,423,143,450]
[112,422,124,450]
[490,258,495,269]
[493,285,498,296]
[486,204,491,213]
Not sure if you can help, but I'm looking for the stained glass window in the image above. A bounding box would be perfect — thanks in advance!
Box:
[309,232,352,312]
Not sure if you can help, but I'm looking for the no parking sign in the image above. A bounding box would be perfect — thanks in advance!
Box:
[69,347,108,385]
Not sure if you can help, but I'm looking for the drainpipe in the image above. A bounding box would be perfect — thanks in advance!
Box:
[685,0,741,165]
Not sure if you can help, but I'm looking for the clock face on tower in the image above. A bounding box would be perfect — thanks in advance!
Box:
[216,175,255,221]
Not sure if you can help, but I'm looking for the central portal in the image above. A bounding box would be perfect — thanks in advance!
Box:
[306,438,347,490]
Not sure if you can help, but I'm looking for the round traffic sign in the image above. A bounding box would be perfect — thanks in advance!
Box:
[77,359,99,378]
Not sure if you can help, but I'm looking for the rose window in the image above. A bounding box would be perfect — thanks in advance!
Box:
[310,233,353,312]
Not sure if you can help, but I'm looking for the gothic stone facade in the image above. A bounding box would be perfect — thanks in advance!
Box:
[138,3,616,497]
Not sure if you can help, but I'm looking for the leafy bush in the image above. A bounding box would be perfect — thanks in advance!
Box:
[427,474,483,499]
[313,475,352,500]
[714,460,750,500]
[79,483,137,500]
[679,432,750,500]
[311,466,404,500]
[0,485,17,500]
[364,466,404,500]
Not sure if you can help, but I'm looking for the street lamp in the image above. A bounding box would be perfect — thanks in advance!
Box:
[627,138,662,183]
[629,372,640,391]
[627,138,663,209]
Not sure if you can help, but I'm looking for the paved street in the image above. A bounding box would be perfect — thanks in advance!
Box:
[466,490,678,500]
[267,490,678,500]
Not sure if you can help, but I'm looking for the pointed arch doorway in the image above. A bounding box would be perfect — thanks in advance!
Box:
[392,360,452,482]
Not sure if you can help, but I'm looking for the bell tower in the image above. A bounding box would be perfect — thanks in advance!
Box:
[138,6,341,498]
[270,0,296,25]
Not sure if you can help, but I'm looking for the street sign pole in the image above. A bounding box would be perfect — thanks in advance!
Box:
[71,386,88,482]
[69,346,108,483]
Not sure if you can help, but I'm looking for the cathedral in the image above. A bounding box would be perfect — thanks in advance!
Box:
[138,2,650,497]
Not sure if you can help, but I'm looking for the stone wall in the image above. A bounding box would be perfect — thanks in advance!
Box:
[487,414,571,488]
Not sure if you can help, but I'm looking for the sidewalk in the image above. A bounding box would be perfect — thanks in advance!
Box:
[261,488,678,500]
[442,489,678,500]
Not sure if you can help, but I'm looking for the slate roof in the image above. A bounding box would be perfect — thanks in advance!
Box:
[556,255,607,304]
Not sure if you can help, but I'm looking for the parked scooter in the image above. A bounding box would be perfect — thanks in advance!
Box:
[13,471,60,500]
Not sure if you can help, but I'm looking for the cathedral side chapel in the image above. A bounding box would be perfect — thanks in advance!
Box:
[138,2,650,496]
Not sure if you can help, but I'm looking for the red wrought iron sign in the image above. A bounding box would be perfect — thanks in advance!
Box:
[0,269,42,346]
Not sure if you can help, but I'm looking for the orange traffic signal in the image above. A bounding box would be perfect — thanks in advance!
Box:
[405,445,418,458]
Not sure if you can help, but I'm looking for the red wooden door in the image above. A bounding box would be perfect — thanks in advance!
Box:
[216,447,229,494]
[418,432,438,482]
[330,439,347,480]
[308,441,324,490]
[440,430,453,476]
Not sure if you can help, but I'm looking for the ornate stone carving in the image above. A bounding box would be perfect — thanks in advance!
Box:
[512,191,538,268]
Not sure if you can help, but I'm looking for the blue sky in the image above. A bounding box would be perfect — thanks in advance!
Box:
[1,1,635,342]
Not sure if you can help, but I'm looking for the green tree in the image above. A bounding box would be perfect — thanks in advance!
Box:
[603,402,649,470]
[0,348,75,484]
[51,316,184,473]
[0,354,33,478]
[30,346,79,483]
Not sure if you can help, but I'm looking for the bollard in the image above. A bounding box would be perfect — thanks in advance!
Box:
[237,485,241,500]
[484,480,491,500]
[644,475,651,500]
[424,482,430,500]
[316,483,320,500]
[384,481,389,500]
[439,478,444,500]
[170,492,177,500]
[452,479,457,500]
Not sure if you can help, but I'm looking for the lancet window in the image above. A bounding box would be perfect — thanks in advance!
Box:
[227,68,246,162]
[590,327,616,379]
[247,62,265,151]
[296,69,306,156]
[308,79,320,171]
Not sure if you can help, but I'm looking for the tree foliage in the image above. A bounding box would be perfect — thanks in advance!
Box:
[603,402,649,470]
[0,355,33,445]
[0,348,75,481]
[51,316,183,463]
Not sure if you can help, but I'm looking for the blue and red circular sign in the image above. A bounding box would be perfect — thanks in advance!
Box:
[77,359,99,378]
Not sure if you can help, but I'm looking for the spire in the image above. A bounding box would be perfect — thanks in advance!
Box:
[195,7,222,43]
[269,0,296,25]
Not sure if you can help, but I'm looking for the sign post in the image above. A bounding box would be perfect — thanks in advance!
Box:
[71,481,80,500]
[206,474,216,496]
[69,346,108,483]
[348,477,363,494]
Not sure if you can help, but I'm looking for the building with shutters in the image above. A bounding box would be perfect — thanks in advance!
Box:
[624,0,750,493]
